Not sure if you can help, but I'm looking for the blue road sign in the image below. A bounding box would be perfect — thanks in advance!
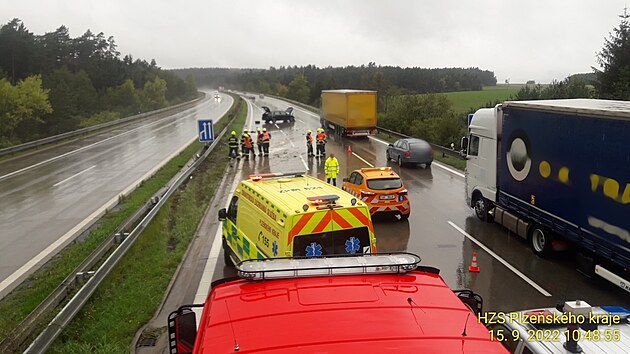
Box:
[198,120,214,142]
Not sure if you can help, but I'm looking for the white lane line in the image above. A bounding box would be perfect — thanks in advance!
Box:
[368,136,465,178]
[53,165,96,187]
[296,118,305,124]
[278,130,287,136]
[351,152,374,167]
[448,221,552,297]
[433,161,465,178]
[299,156,309,171]
[0,106,201,182]
[368,136,389,145]
[274,123,280,129]
[139,136,157,145]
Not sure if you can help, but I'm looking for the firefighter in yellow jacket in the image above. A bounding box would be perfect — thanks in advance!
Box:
[324,153,340,186]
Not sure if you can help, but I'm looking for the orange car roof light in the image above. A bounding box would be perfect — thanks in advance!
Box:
[360,167,396,176]
[236,253,422,281]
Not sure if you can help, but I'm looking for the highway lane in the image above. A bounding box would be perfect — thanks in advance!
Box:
[0,93,233,298]
[202,95,630,314]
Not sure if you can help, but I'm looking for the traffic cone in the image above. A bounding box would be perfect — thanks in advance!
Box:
[346,145,352,153]
[468,251,480,273]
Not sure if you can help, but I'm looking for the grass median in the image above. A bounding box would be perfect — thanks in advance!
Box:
[47,98,247,353]
[0,95,243,352]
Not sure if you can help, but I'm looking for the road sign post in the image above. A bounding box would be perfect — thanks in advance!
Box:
[197,120,214,143]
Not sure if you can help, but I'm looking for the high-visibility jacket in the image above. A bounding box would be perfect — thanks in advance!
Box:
[306,134,313,145]
[244,136,253,149]
[228,136,239,147]
[316,132,327,145]
[257,133,263,143]
[262,132,271,142]
[240,134,247,145]
[324,157,340,178]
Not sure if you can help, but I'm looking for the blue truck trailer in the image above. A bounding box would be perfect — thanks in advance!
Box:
[463,99,629,293]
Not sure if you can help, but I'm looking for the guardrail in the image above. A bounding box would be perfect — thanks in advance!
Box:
[18,97,240,354]
[0,93,206,158]
[264,94,463,159]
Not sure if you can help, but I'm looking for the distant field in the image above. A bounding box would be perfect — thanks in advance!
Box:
[445,85,523,113]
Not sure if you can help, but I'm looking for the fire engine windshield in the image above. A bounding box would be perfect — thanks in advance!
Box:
[366,178,402,190]
[293,227,371,257]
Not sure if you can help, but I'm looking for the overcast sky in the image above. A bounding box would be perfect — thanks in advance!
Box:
[2,0,628,83]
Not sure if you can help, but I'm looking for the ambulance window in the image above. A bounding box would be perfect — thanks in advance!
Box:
[227,196,238,222]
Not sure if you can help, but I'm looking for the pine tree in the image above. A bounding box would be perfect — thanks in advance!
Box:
[595,8,630,100]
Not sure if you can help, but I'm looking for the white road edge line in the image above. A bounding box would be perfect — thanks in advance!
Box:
[53,165,96,187]
[0,96,233,299]
[351,152,374,167]
[369,136,465,178]
[448,221,552,297]
[299,156,309,171]
[0,105,201,182]
[193,100,254,322]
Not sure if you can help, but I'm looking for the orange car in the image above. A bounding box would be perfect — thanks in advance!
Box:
[342,167,410,220]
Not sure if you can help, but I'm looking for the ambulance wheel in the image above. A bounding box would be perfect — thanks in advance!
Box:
[530,226,554,257]
[222,238,234,265]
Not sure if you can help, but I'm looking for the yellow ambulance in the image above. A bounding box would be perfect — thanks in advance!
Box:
[218,172,377,264]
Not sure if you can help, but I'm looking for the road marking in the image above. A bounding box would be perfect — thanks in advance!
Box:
[0,97,234,300]
[139,136,157,145]
[299,156,309,171]
[433,161,465,178]
[351,152,374,167]
[296,118,305,124]
[369,136,465,178]
[53,165,96,187]
[368,136,389,145]
[278,129,287,136]
[274,123,280,129]
[448,221,552,297]
[0,105,205,182]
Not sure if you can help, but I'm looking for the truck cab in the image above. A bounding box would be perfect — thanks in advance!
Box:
[168,253,509,354]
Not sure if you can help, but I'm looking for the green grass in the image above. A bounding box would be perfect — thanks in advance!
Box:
[445,85,522,113]
[47,98,247,353]
[0,95,242,352]
[374,132,466,171]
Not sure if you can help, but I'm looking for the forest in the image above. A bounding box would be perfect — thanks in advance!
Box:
[0,19,198,148]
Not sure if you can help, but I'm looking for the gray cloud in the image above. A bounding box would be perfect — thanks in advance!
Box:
[1,0,627,83]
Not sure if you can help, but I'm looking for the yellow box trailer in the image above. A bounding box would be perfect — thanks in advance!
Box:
[320,90,377,137]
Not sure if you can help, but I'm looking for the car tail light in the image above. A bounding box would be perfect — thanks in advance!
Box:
[361,191,376,196]
[398,189,408,195]
[405,150,411,157]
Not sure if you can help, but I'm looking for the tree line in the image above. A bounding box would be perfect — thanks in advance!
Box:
[0,19,198,148]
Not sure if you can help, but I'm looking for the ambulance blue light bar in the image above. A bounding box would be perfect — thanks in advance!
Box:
[249,171,306,181]
[237,253,422,280]
[307,195,339,205]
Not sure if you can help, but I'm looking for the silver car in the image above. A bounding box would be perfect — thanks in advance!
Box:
[386,138,433,167]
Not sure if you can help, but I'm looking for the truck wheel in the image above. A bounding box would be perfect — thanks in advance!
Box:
[386,151,391,161]
[530,226,554,257]
[473,196,490,222]
[398,156,403,167]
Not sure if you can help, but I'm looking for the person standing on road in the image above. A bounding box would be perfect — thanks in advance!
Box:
[306,130,314,156]
[262,128,271,156]
[256,127,264,156]
[228,131,239,158]
[324,153,340,186]
[243,133,254,160]
[240,129,248,158]
[316,128,327,157]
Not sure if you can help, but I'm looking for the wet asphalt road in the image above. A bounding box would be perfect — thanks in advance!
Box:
[210,95,630,313]
[0,93,233,296]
